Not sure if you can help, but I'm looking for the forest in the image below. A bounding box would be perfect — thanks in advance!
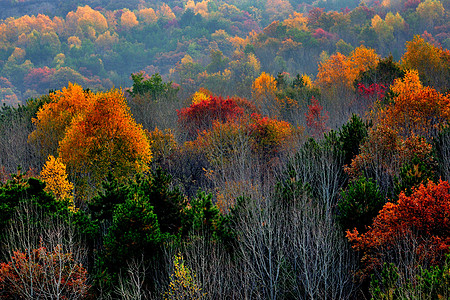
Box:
[0,0,450,299]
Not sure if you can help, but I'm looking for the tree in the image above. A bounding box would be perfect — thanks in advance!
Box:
[305,97,329,138]
[121,10,139,30]
[30,84,152,199]
[380,69,450,139]
[347,180,450,278]
[177,95,255,139]
[337,176,385,233]
[58,87,152,197]
[40,155,75,209]
[0,246,89,299]
[401,35,450,91]
[251,72,279,117]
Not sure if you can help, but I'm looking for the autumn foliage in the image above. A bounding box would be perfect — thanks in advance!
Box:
[29,83,152,198]
[347,180,450,277]
[305,97,329,138]
[177,95,257,138]
[0,245,89,299]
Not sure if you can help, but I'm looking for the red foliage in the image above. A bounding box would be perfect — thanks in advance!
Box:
[305,97,329,138]
[357,83,386,100]
[177,96,257,138]
[313,28,336,40]
[347,180,450,277]
[23,67,56,92]
[0,246,89,299]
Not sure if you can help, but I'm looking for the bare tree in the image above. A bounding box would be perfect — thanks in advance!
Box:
[1,201,89,299]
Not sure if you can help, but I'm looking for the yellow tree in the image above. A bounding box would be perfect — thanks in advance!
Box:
[40,155,75,209]
[283,12,308,31]
[65,5,108,39]
[416,0,445,28]
[252,72,279,116]
[158,3,176,20]
[138,7,158,24]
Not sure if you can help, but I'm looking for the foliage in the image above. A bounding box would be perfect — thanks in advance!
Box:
[370,259,450,300]
[347,180,450,278]
[100,188,163,285]
[401,35,450,92]
[338,114,370,166]
[354,54,405,88]
[182,190,220,236]
[164,253,204,300]
[0,245,89,299]
[394,155,437,197]
[40,155,74,203]
[128,72,179,99]
[30,83,152,198]
[379,70,450,139]
[337,176,385,233]
[177,95,256,139]
[0,173,74,237]
[305,96,328,138]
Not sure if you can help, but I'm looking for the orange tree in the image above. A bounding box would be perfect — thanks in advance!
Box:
[316,45,379,101]
[29,83,152,199]
[379,70,450,140]
[401,35,450,92]
[347,180,450,278]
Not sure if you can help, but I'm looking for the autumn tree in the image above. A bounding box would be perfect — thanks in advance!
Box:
[347,180,450,278]
[65,5,108,39]
[379,69,450,140]
[316,46,379,101]
[40,155,75,210]
[121,10,139,30]
[177,95,256,139]
[59,88,152,197]
[401,35,450,91]
[28,83,95,160]
[29,84,152,199]
[305,97,329,138]
[251,72,279,117]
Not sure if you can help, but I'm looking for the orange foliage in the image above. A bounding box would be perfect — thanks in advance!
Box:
[29,83,151,198]
[65,5,108,38]
[346,124,434,179]
[58,88,151,195]
[380,70,450,139]
[121,10,139,30]
[29,83,94,159]
[347,180,450,276]
[401,35,450,91]
[316,46,379,99]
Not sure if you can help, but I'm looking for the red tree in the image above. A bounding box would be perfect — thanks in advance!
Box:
[347,180,450,277]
